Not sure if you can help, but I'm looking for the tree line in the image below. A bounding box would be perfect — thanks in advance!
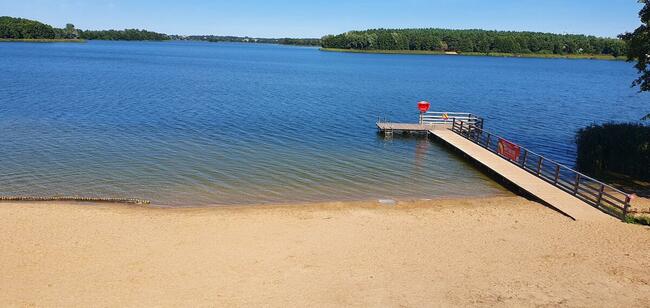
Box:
[0,16,58,39]
[179,35,320,46]
[321,28,626,56]
[0,16,168,41]
[78,29,168,41]
[0,16,319,44]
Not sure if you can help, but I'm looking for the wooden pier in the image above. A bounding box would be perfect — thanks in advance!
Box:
[375,123,439,134]
[378,112,632,222]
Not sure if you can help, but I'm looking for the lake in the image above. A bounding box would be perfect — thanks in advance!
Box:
[0,41,646,206]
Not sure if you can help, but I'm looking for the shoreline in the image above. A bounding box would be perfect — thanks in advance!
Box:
[1,196,649,306]
[0,38,86,43]
[1,192,647,223]
[320,47,626,61]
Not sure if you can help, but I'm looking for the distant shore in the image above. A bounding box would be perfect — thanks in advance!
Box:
[1,196,649,306]
[320,48,626,61]
[0,38,86,43]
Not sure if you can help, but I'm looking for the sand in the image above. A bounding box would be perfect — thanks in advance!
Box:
[1,196,649,307]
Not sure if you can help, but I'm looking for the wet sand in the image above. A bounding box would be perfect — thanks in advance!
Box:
[1,196,649,307]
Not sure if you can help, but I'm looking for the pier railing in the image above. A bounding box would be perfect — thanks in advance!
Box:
[451,119,632,220]
[422,112,484,128]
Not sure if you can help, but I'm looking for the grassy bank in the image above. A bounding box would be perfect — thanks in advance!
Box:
[627,214,650,226]
[320,48,625,60]
[0,38,86,43]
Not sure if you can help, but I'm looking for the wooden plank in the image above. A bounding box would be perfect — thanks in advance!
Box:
[430,129,613,222]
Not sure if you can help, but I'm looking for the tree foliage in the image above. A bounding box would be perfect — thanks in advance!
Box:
[0,16,56,39]
[322,28,626,56]
[576,123,650,181]
[78,29,168,41]
[52,23,79,39]
[0,16,167,41]
[183,35,320,46]
[620,0,650,93]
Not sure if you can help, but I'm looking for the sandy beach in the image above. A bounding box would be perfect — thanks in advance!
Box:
[1,196,649,307]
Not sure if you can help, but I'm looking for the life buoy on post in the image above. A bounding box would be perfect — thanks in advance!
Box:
[418,101,430,124]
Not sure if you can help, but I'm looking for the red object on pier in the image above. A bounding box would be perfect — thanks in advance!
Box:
[418,101,430,113]
[497,138,521,161]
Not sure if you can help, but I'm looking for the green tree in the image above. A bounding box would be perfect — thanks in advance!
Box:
[0,16,56,39]
[320,28,625,56]
[494,36,518,53]
[78,28,168,41]
[619,0,650,120]
[64,23,78,39]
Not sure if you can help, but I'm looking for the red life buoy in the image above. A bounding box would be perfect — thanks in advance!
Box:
[418,101,430,113]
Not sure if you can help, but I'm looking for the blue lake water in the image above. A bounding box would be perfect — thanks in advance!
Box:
[0,41,647,205]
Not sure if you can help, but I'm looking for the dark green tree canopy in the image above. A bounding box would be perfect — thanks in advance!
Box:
[620,0,650,92]
[0,16,56,39]
[188,35,320,46]
[78,29,168,41]
[322,28,625,56]
[0,16,168,41]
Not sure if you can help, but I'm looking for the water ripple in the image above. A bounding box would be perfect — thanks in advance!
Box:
[0,41,646,205]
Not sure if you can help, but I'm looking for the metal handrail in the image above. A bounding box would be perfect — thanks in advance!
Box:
[422,112,484,127]
[451,119,632,220]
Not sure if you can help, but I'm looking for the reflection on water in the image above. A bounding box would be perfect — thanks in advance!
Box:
[0,41,646,205]
[414,136,431,170]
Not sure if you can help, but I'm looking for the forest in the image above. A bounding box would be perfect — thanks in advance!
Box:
[321,28,626,56]
[0,16,316,44]
[78,29,168,41]
[0,16,57,39]
[0,16,168,41]
[182,35,320,46]
[1,16,627,54]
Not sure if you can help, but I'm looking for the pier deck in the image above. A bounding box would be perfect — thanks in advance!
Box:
[375,122,443,132]
[377,112,630,222]
[430,129,611,221]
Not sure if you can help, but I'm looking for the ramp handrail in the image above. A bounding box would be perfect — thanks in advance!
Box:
[451,119,632,220]
[422,112,483,128]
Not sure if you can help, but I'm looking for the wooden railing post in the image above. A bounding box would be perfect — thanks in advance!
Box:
[486,133,491,149]
[553,164,560,184]
[459,122,464,136]
[521,150,528,168]
[596,184,605,208]
[623,195,631,221]
[536,156,544,175]
[573,174,581,195]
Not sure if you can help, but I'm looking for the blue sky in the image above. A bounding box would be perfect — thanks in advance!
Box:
[0,0,644,38]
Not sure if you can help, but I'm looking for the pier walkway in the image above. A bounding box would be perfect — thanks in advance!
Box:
[377,112,632,222]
